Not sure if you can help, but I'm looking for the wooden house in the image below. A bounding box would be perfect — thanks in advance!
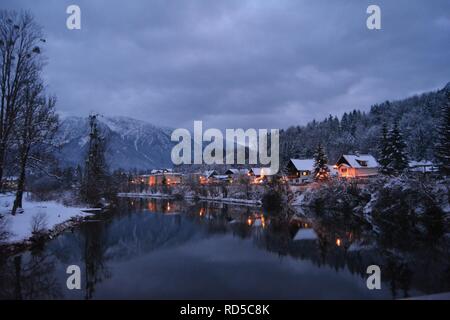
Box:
[335,154,379,178]
[286,159,315,184]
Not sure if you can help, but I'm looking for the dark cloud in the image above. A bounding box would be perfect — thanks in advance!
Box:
[2,0,449,129]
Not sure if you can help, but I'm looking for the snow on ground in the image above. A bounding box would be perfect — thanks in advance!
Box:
[118,192,262,206]
[117,192,174,199]
[293,228,318,241]
[291,192,305,206]
[0,193,92,244]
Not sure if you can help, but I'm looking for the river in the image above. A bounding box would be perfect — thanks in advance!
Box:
[1,197,449,299]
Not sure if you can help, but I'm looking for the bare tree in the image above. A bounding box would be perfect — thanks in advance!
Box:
[0,10,45,190]
[30,211,48,236]
[11,77,58,215]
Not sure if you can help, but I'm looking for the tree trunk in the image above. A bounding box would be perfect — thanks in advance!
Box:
[12,154,27,215]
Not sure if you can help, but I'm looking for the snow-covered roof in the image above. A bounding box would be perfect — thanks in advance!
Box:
[150,169,172,174]
[409,160,438,172]
[4,176,18,181]
[250,167,273,176]
[339,154,379,168]
[213,175,230,180]
[409,160,434,167]
[204,170,218,178]
[225,168,249,175]
[290,159,315,171]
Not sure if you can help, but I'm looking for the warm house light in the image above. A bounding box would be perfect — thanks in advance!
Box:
[148,202,156,211]
[247,217,252,226]
[315,169,329,181]
[336,238,341,247]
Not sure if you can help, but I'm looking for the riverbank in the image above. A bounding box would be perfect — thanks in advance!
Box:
[118,192,262,206]
[0,193,95,252]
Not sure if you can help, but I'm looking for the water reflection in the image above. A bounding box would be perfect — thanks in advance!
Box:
[0,198,449,299]
[0,251,62,299]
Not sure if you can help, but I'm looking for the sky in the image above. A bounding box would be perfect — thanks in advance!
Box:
[2,0,450,130]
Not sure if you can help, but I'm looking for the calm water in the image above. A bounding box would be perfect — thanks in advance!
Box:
[1,198,450,299]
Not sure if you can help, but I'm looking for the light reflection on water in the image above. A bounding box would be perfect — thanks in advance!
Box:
[1,198,449,300]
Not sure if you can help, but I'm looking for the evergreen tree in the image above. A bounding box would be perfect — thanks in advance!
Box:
[313,143,329,181]
[387,121,408,174]
[435,91,450,175]
[378,122,391,174]
[81,114,108,206]
[435,89,450,175]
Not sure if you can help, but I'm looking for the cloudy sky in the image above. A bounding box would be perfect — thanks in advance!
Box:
[2,0,450,130]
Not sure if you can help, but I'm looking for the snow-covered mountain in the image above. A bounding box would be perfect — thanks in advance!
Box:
[55,116,175,170]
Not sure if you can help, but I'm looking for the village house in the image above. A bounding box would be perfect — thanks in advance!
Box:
[224,168,249,181]
[335,154,379,178]
[211,174,231,183]
[408,160,438,174]
[148,172,183,186]
[135,169,183,186]
[225,168,249,176]
[286,159,315,184]
[248,167,274,177]
[287,159,338,184]
[248,167,275,183]
[183,172,203,184]
[199,170,218,184]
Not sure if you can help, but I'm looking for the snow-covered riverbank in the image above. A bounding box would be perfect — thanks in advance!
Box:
[0,193,94,245]
[117,192,175,199]
[118,192,262,206]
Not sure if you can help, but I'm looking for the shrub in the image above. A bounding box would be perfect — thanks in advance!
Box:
[262,189,283,211]
[30,212,48,237]
[0,214,10,243]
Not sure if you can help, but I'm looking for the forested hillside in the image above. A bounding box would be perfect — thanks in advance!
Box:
[280,83,450,168]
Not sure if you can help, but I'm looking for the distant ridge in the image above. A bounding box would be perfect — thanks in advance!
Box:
[55,115,175,170]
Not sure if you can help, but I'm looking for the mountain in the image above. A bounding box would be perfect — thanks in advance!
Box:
[55,116,175,170]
